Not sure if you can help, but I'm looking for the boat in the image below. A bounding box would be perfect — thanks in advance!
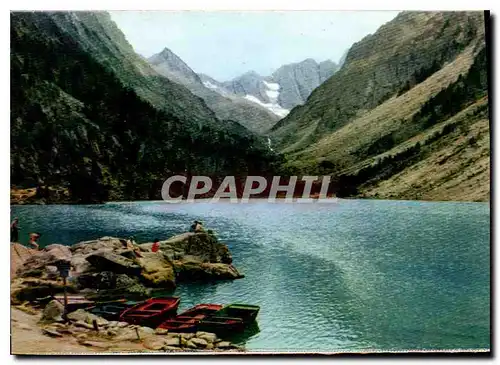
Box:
[197,315,246,335]
[119,297,180,327]
[157,304,223,332]
[211,304,260,324]
[197,304,260,335]
[53,295,95,312]
[88,300,139,321]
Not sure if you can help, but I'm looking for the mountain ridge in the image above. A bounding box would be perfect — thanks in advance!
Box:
[199,58,339,118]
[147,47,281,134]
[269,11,489,201]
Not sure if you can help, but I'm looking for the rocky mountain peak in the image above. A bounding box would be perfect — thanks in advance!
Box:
[148,46,201,84]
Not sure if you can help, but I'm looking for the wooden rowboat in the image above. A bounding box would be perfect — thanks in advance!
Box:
[212,304,260,323]
[197,315,245,335]
[197,303,259,335]
[119,297,180,327]
[53,295,95,312]
[88,300,139,321]
[158,303,223,332]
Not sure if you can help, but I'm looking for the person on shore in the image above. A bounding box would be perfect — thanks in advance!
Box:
[126,236,143,258]
[151,238,160,253]
[190,220,204,233]
[28,232,41,250]
[10,218,19,242]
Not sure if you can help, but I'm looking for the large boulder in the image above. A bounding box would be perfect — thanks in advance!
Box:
[11,243,36,279]
[86,252,141,275]
[76,271,117,289]
[136,252,175,289]
[67,309,108,326]
[138,232,233,264]
[173,260,243,282]
[17,244,72,277]
[10,278,78,304]
[70,237,127,255]
[76,271,151,299]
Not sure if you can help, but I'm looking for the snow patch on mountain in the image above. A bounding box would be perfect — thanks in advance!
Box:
[203,80,219,90]
[244,94,289,118]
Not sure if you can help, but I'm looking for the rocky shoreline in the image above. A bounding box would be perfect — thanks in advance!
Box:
[11,232,247,354]
[12,305,243,354]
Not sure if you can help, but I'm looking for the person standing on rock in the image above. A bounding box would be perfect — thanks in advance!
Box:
[151,239,160,253]
[28,232,41,250]
[126,236,144,258]
[10,218,20,242]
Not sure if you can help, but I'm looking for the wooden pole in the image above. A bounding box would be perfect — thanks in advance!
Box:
[62,276,68,322]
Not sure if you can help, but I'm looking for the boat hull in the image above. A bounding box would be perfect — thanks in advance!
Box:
[119,297,180,328]
[213,304,260,324]
[158,304,223,332]
[198,316,246,335]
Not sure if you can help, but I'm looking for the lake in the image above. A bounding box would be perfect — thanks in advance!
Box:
[10,199,490,352]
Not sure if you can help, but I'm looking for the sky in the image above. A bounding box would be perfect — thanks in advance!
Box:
[110,11,400,81]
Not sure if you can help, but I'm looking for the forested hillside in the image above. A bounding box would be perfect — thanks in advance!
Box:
[11,12,280,203]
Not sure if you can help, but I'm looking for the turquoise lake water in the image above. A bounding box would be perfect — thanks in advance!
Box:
[11,199,490,352]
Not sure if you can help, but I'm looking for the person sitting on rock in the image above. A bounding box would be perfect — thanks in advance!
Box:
[190,220,204,233]
[10,217,19,242]
[151,238,160,253]
[28,232,41,250]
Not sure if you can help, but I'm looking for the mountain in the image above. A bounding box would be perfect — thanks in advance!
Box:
[10,11,280,203]
[148,47,280,134]
[270,11,489,202]
[200,58,339,118]
[148,47,202,85]
[271,58,339,110]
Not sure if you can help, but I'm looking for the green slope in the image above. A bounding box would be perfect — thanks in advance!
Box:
[270,11,489,201]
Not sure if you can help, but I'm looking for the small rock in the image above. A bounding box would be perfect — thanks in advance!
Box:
[143,337,167,350]
[165,337,181,347]
[117,322,129,328]
[58,328,74,335]
[49,322,66,328]
[106,329,118,337]
[74,320,94,330]
[114,328,140,341]
[197,332,217,343]
[185,340,198,349]
[179,332,195,340]
[42,328,62,337]
[190,337,208,348]
[163,345,181,351]
[81,341,111,349]
[216,341,233,349]
[206,343,214,350]
[139,326,155,334]
[155,328,169,335]
[180,337,188,347]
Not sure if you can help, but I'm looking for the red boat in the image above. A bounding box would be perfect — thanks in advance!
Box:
[119,297,180,328]
[158,304,223,332]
